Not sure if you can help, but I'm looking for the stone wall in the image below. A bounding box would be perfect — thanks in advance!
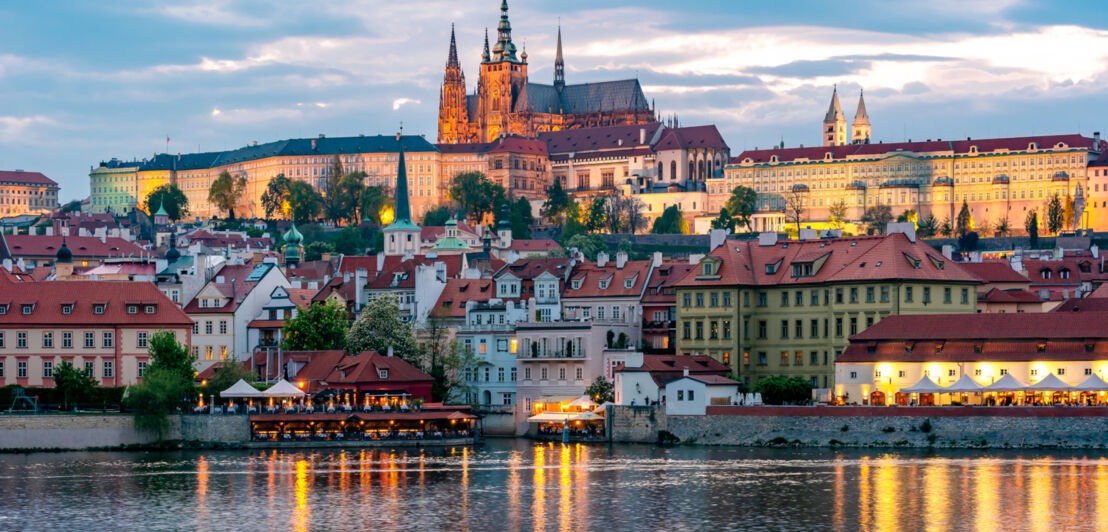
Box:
[479,411,517,437]
[0,415,248,450]
[608,406,1108,448]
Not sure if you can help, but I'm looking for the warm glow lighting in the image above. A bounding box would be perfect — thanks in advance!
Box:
[297,381,305,389]
[200,379,207,386]
[380,206,395,225]
[510,339,518,354]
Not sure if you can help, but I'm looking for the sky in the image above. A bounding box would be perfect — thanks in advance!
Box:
[1,0,1106,202]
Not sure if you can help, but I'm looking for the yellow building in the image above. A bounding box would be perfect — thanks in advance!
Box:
[0,170,60,217]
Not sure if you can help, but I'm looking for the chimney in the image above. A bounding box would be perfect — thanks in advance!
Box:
[344,271,353,284]
[311,139,317,151]
[683,367,689,377]
[757,232,778,246]
[1094,132,1101,146]
[355,268,368,310]
[616,251,628,269]
[387,346,394,357]
[506,249,519,264]
[710,229,728,250]
[597,251,609,268]
[376,253,385,275]
[291,279,302,289]
[640,128,646,145]
[652,251,662,268]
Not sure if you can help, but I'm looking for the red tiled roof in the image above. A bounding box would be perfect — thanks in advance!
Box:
[421,222,480,242]
[182,263,268,314]
[1088,284,1108,299]
[642,262,696,304]
[286,288,317,310]
[563,259,652,299]
[840,339,1108,364]
[337,255,403,276]
[509,239,562,252]
[431,279,495,318]
[1021,259,1084,285]
[617,354,730,374]
[4,234,148,259]
[850,312,1108,342]
[548,147,655,162]
[539,123,663,154]
[959,261,1028,283]
[287,260,336,281]
[653,125,728,151]
[323,351,433,387]
[682,374,740,386]
[366,255,464,290]
[677,233,977,287]
[494,257,572,281]
[1052,297,1108,313]
[980,288,1042,303]
[0,276,192,327]
[487,136,548,155]
[0,170,56,186]
[733,134,1096,165]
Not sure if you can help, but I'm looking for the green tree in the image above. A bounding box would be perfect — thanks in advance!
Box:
[53,361,97,410]
[938,216,953,238]
[861,204,893,235]
[422,206,455,226]
[916,213,938,238]
[337,172,366,225]
[711,207,734,232]
[995,216,1011,237]
[198,362,257,400]
[283,300,349,351]
[585,376,614,404]
[422,309,479,403]
[287,180,322,223]
[651,205,688,234]
[724,185,758,232]
[346,295,421,365]
[623,197,648,234]
[784,189,807,234]
[261,174,292,219]
[565,233,604,261]
[332,227,368,255]
[361,186,394,225]
[147,331,195,382]
[1047,194,1064,234]
[559,202,587,243]
[510,196,534,239]
[1063,194,1075,230]
[753,375,813,405]
[449,171,505,222]
[540,179,571,224]
[145,184,189,221]
[586,197,607,232]
[896,209,917,223]
[208,171,247,220]
[61,200,81,213]
[955,200,972,238]
[1025,210,1039,248]
[127,331,195,438]
[828,199,848,230]
[304,241,334,262]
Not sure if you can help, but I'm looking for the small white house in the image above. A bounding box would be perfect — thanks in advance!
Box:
[663,373,741,415]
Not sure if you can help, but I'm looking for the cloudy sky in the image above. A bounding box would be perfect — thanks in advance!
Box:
[2,0,1106,202]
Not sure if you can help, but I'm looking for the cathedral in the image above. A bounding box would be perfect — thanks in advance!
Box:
[438,1,656,144]
[822,86,870,147]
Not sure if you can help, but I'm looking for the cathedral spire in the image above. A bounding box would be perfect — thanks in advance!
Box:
[851,89,871,144]
[447,23,459,69]
[825,85,845,122]
[823,85,847,147]
[853,89,869,124]
[392,132,412,226]
[554,24,565,90]
[491,0,518,62]
[482,28,490,63]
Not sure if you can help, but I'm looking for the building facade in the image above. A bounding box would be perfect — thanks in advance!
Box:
[674,231,979,389]
[437,2,655,145]
[0,170,60,217]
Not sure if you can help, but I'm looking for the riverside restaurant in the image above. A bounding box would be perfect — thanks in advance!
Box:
[835,312,1108,407]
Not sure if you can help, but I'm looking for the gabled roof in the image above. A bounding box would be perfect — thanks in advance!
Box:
[4,234,147,259]
[653,125,728,151]
[0,275,191,327]
[137,135,438,172]
[0,170,56,186]
[366,254,464,290]
[431,279,495,318]
[509,239,562,252]
[324,351,433,386]
[523,80,650,115]
[563,259,652,299]
[617,354,730,374]
[850,312,1108,341]
[642,262,697,304]
[959,261,1029,284]
[539,123,663,155]
[1052,297,1108,313]
[733,134,1096,165]
[981,288,1042,304]
[182,263,277,314]
[1022,259,1083,285]
[494,257,573,282]
[486,136,547,155]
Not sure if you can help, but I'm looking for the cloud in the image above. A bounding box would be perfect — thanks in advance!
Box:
[151,0,272,28]
[392,98,420,111]
[209,105,305,125]
[0,115,57,143]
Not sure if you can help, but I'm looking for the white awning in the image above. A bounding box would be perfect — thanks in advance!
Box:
[899,375,945,394]
[527,411,604,423]
[1027,373,1074,391]
[566,394,598,409]
[262,379,306,397]
[983,374,1029,393]
[1074,374,1108,392]
[220,379,264,398]
[944,374,985,392]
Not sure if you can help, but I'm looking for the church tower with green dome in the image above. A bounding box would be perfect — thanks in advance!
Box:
[283,223,303,266]
[383,133,421,257]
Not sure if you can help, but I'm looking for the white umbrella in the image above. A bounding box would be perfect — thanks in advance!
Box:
[262,379,306,397]
[1027,373,1073,391]
[220,379,264,398]
[944,374,984,392]
[983,374,1029,393]
[1074,374,1108,392]
[900,375,945,394]
[593,401,614,414]
[566,394,598,409]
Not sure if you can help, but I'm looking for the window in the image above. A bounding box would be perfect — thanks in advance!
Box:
[944,287,952,304]
[0,332,3,348]
[138,332,148,348]
[781,352,789,366]
[18,361,28,378]
[102,332,113,348]
[710,293,719,307]
[810,319,819,338]
[835,318,843,337]
[62,304,73,315]
[723,352,731,365]
[905,286,914,302]
[22,304,33,315]
[85,361,93,376]
[1000,369,1008,375]
[0,305,6,315]
[94,304,105,315]
[677,390,684,401]
[1086,368,1093,376]
[880,286,890,303]
[811,290,819,306]
[835,288,844,304]
[192,322,199,334]
[597,306,605,320]
[810,351,819,365]
[625,279,633,289]
[1057,368,1065,376]
[0,362,3,377]
[541,367,548,380]
[576,368,583,380]
[758,352,767,365]
[62,332,72,348]
[795,291,803,306]
[850,371,857,379]
[781,292,789,307]
[42,332,53,348]
[923,287,931,304]
[723,320,731,340]
[612,306,621,320]
[723,293,731,307]
[205,321,213,334]
[702,263,713,276]
[961,288,970,304]
[219,321,228,335]
[559,367,566,380]
[103,361,113,379]
[795,320,803,339]
[380,368,390,379]
[84,332,95,348]
[525,368,532,380]
[480,340,487,354]
[695,321,704,340]
[683,293,691,307]
[688,389,695,401]
[758,321,767,339]
[758,293,767,307]
[43,361,53,378]
[205,346,214,360]
[780,320,789,339]
[17,332,27,348]
[696,293,704,307]
[866,287,875,303]
[683,321,691,340]
[710,321,719,340]
[511,368,517,381]
[849,317,858,336]
[138,362,147,378]
[127,305,137,315]
[850,288,858,303]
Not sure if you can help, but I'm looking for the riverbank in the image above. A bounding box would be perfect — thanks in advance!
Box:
[608,405,1108,449]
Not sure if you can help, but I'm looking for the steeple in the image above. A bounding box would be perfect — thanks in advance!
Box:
[851,89,871,144]
[554,24,565,90]
[392,133,412,226]
[491,0,518,62]
[823,85,847,147]
[382,132,421,257]
[447,24,460,69]
[482,28,490,63]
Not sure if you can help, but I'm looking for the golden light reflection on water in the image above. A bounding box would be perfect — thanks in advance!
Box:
[1029,458,1051,532]
[858,457,871,529]
[974,461,998,532]
[1098,461,1108,530]
[559,444,572,532]
[533,444,547,531]
[872,456,898,532]
[574,444,588,526]
[922,459,949,532]
[293,459,310,532]
[833,461,844,530]
[507,450,521,530]
[196,455,209,523]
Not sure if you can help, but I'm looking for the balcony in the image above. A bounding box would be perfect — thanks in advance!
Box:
[519,350,588,361]
[458,323,515,333]
[1052,171,1070,182]
[992,174,1010,185]
[642,319,675,331]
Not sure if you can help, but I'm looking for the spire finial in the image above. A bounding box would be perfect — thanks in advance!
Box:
[554,23,565,89]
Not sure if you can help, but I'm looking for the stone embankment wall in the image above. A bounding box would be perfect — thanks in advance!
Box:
[0,415,248,450]
[608,406,1108,448]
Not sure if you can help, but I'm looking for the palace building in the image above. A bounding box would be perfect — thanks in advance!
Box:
[437,1,656,144]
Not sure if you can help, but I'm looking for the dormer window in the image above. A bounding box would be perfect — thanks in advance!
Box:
[128,305,138,314]
[0,304,7,315]
[1041,269,1051,279]
[145,305,156,314]
[791,263,813,278]
[378,369,388,379]
[21,304,33,315]
[94,304,105,315]
[1059,269,1070,279]
[599,280,609,290]
[702,263,713,276]
[624,279,633,289]
[61,304,73,315]
[572,279,581,290]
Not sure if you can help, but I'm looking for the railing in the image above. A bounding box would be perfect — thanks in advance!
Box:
[519,350,587,360]
[458,323,515,333]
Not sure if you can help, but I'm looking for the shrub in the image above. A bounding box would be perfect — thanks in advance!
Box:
[882,426,895,433]
[753,375,813,405]
[840,424,850,432]
[919,418,933,433]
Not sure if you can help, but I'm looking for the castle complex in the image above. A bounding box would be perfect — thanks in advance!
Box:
[437,1,656,144]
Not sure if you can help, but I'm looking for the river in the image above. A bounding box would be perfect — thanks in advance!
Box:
[2,440,1107,531]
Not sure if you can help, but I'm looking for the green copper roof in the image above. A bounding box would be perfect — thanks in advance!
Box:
[154,202,169,217]
[283,223,303,244]
[385,134,416,231]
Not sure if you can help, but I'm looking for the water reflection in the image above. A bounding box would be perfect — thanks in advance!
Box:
[3,443,1108,531]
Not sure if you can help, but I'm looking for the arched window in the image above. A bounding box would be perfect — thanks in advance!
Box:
[698,160,706,180]
[689,161,695,180]
[670,161,677,181]
[658,162,664,180]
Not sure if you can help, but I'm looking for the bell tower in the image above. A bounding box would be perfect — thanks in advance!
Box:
[437,24,470,144]
[851,89,871,145]
[477,0,529,142]
[823,85,847,147]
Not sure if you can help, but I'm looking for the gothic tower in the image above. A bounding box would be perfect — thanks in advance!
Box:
[851,89,871,145]
[823,86,847,147]
[477,0,529,142]
[437,25,470,144]
[554,25,565,92]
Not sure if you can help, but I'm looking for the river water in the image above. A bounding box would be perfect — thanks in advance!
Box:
[2,440,1108,531]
